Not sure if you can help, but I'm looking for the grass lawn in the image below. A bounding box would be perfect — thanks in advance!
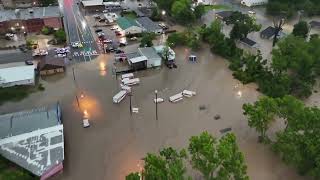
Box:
[204,4,231,12]
[121,11,138,20]
[0,156,37,180]
[0,83,45,105]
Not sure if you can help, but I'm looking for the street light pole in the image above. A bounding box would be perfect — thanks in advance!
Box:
[129,93,132,116]
[155,90,158,120]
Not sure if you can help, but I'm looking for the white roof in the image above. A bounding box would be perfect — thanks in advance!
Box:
[81,0,103,7]
[129,56,148,64]
[0,66,34,84]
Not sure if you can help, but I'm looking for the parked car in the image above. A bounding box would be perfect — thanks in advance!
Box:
[115,31,122,36]
[248,10,256,15]
[119,42,128,47]
[71,42,83,48]
[103,39,113,44]
[110,26,118,30]
[103,10,108,13]
[115,49,124,54]
[130,37,138,41]
[95,29,103,33]
[93,14,100,19]
[25,60,33,65]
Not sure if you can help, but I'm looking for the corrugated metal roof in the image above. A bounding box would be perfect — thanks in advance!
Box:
[0,103,64,177]
[0,65,34,84]
[138,47,161,59]
[129,56,147,63]
[136,17,161,32]
[117,17,139,30]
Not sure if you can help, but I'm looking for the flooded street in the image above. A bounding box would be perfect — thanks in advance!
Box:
[0,44,305,180]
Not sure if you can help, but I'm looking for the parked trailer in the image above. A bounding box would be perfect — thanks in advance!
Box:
[182,90,196,97]
[121,73,134,79]
[113,90,127,103]
[123,78,140,86]
[169,93,183,103]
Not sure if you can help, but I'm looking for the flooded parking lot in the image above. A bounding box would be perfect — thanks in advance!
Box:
[0,42,306,180]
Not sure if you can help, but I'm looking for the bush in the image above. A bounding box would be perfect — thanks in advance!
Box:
[54,29,66,44]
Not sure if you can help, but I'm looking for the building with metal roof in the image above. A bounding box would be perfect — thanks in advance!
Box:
[117,17,142,34]
[0,65,35,87]
[136,17,162,34]
[138,47,162,68]
[0,103,64,179]
[260,26,286,40]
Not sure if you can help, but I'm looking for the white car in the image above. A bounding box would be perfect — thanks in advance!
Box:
[248,10,256,15]
[103,10,108,13]
[83,118,90,128]
[130,37,138,41]
[71,42,83,48]
[110,27,117,30]
[57,53,66,58]
[5,33,14,37]
[103,39,113,43]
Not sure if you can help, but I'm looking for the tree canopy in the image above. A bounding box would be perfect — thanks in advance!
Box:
[126,132,248,180]
[243,95,320,178]
[267,0,320,17]
[225,12,261,40]
[171,0,195,24]
[292,21,310,39]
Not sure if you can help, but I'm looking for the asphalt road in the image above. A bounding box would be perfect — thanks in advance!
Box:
[62,0,99,62]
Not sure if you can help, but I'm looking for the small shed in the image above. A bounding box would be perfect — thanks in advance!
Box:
[260,26,286,40]
[128,56,148,70]
[38,58,65,75]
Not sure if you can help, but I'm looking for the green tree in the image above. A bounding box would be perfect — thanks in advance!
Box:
[153,0,175,13]
[54,29,66,44]
[125,172,140,180]
[140,33,156,47]
[194,4,206,19]
[188,132,248,179]
[292,21,310,39]
[226,11,261,40]
[171,0,195,24]
[162,45,170,63]
[243,96,278,143]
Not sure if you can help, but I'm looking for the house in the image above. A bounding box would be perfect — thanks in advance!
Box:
[0,0,40,9]
[260,26,286,39]
[215,11,233,21]
[38,58,65,75]
[309,21,320,28]
[136,17,162,34]
[240,0,268,7]
[0,6,63,33]
[134,9,145,17]
[138,47,162,68]
[0,103,64,180]
[117,17,143,35]
[0,65,35,87]
[194,0,213,6]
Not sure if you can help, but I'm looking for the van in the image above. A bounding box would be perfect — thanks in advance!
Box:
[169,93,183,103]
[113,90,127,103]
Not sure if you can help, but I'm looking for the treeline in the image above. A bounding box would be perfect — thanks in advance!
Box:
[126,132,249,180]
[243,95,320,178]
[267,0,320,17]
[199,19,320,98]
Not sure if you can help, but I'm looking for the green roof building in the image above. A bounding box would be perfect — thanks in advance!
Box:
[117,17,142,34]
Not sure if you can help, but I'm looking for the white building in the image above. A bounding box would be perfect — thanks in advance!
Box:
[241,0,268,7]
[0,65,35,87]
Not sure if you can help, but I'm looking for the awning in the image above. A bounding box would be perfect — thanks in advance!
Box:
[129,56,147,64]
